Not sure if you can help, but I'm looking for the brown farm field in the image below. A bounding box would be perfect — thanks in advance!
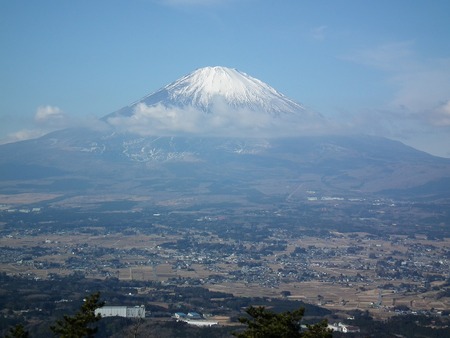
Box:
[2,225,449,319]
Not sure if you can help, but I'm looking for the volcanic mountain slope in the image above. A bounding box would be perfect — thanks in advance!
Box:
[1,66,450,207]
[106,66,310,117]
[1,131,450,206]
[104,66,323,137]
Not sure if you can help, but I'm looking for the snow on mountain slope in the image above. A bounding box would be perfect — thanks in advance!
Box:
[105,66,324,137]
[109,66,307,116]
[158,66,305,114]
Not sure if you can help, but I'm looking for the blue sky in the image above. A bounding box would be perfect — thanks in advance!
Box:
[1,0,450,156]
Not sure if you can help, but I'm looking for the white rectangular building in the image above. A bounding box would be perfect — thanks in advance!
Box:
[95,305,145,318]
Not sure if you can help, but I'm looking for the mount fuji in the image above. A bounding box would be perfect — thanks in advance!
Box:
[1,66,450,209]
[107,66,309,117]
[104,66,323,137]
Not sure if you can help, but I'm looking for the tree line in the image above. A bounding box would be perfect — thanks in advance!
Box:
[5,292,332,338]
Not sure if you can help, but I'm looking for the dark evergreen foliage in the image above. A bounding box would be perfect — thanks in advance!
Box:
[50,292,104,338]
[4,324,29,338]
[233,306,332,338]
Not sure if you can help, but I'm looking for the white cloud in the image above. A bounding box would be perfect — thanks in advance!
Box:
[345,41,450,128]
[343,42,450,157]
[347,41,415,71]
[35,105,67,125]
[389,60,450,121]
[311,25,328,41]
[0,129,47,145]
[429,100,450,127]
[0,105,68,144]
[0,105,111,145]
[107,101,329,138]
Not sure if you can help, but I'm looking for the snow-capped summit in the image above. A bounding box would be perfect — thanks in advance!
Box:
[106,66,308,118]
[160,66,305,114]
